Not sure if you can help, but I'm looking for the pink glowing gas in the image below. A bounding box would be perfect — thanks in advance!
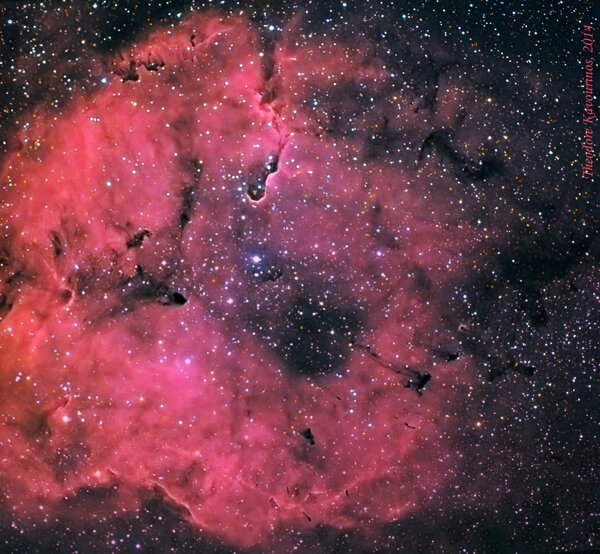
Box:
[0,13,483,549]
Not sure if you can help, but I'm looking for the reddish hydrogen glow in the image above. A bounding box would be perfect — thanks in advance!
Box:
[0,13,483,548]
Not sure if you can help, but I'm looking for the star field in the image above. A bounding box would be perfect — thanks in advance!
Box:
[0,1,598,553]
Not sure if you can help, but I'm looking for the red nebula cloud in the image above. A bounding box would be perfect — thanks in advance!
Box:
[0,12,484,549]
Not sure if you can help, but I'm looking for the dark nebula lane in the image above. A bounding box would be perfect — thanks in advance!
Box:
[0,1,598,553]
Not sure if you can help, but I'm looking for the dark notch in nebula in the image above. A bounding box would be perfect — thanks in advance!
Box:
[50,231,64,257]
[0,248,29,322]
[114,55,166,83]
[258,29,278,104]
[126,229,151,249]
[0,292,13,322]
[178,158,203,229]
[122,265,187,308]
[300,427,315,446]
[247,156,279,201]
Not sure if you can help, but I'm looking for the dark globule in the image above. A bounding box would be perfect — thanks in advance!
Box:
[247,157,278,201]
[167,291,187,305]
[247,181,266,201]
[300,428,315,445]
[126,229,151,248]
[125,266,187,307]
[276,296,362,377]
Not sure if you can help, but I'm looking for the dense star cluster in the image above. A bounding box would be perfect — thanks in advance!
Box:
[0,1,598,553]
